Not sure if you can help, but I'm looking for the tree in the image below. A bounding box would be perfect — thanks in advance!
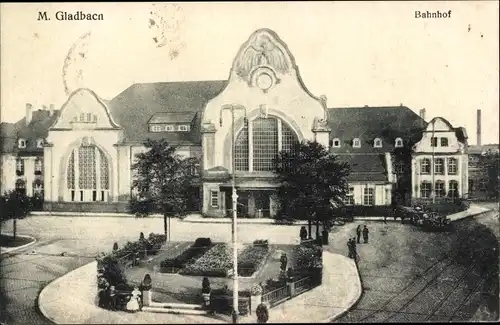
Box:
[274,141,351,238]
[0,191,32,240]
[131,139,199,242]
[479,149,500,200]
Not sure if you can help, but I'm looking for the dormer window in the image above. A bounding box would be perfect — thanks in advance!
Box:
[150,125,162,132]
[374,138,383,148]
[395,138,403,148]
[165,125,174,132]
[332,138,341,148]
[178,125,190,132]
[352,138,361,148]
[18,138,26,149]
[36,139,44,148]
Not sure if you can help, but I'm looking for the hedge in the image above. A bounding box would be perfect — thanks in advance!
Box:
[160,238,214,270]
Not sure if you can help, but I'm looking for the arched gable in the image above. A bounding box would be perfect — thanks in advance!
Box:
[426,117,454,132]
[50,88,121,130]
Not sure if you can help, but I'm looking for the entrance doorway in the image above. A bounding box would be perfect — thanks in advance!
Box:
[254,191,271,218]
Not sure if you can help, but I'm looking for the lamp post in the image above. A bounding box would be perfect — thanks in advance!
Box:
[219,104,247,322]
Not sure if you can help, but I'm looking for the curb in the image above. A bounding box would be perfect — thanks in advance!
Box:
[0,233,37,256]
[37,260,97,324]
[321,257,363,323]
[181,219,309,226]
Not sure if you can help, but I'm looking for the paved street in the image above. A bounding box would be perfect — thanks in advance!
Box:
[330,208,499,323]
[0,204,497,325]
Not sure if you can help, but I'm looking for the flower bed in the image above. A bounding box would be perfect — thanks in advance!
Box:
[179,243,232,277]
[238,245,270,277]
[179,243,271,277]
[160,238,214,272]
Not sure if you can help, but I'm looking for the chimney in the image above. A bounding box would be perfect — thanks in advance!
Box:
[419,108,426,121]
[26,103,33,126]
[49,104,55,116]
[319,95,327,108]
[476,109,481,146]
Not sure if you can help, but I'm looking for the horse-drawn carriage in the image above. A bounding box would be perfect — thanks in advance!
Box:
[393,205,452,232]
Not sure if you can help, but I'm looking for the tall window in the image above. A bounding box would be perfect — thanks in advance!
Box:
[343,187,355,205]
[448,158,458,175]
[479,179,487,191]
[67,145,109,202]
[421,158,430,174]
[434,158,444,175]
[363,187,374,206]
[33,179,43,197]
[420,181,432,198]
[210,191,219,208]
[448,180,459,197]
[435,180,445,198]
[34,158,43,175]
[16,159,25,176]
[234,116,299,172]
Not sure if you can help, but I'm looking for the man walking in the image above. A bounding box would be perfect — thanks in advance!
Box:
[362,225,369,244]
[347,238,353,258]
[356,225,362,244]
[351,237,358,261]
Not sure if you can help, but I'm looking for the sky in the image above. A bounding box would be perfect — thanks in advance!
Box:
[1,1,499,144]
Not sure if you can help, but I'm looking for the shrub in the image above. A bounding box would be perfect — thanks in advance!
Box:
[292,244,323,270]
[96,254,129,287]
[263,277,287,293]
[193,237,212,247]
[250,283,263,296]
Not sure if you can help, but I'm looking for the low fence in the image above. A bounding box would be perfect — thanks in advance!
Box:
[261,275,317,308]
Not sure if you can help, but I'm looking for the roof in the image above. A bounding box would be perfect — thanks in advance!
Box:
[1,110,60,154]
[108,81,227,145]
[336,154,388,182]
[149,112,197,124]
[327,106,426,154]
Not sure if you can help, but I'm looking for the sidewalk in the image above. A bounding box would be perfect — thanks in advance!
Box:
[446,204,491,222]
[38,252,361,324]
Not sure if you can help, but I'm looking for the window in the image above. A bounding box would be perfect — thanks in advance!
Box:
[479,179,488,191]
[234,116,299,172]
[16,159,24,176]
[440,137,449,147]
[150,125,162,132]
[352,138,361,148]
[93,114,97,122]
[332,138,341,148]
[374,138,383,148]
[36,139,44,148]
[421,158,431,174]
[343,187,355,205]
[468,179,475,194]
[190,163,200,176]
[448,158,458,175]
[448,180,459,198]
[434,158,444,175]
[420,182,432,198]
[165,125,174,131]
[210,191,219,208]
[395,138,403,148]
[178,125,189,132]
[431,137,438,147]
[34,158,43,175]
[33,180,43,196]
[435,180,446,198]
[80,113,85,122]
[18,139,26,149]
[67,144,109,202]
[363,187,374,206]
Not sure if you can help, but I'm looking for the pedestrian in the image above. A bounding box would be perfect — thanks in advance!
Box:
[108,286,117,311]
[383,215,387,225]
[356,225,361,244]
[362,225,369,243]
[299,226,308,241]
[351,237,358,261]
[347,238,353,258]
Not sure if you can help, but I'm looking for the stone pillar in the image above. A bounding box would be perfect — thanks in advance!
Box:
[142,290,152,307]
[250,294,262,314]
[202,123,216,170]
[312,117,331,148]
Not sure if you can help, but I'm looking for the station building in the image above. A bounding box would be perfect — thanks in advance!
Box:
[0,29,471,216]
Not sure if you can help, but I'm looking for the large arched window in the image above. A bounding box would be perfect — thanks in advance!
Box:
[234,116,299,172]
[67,144,110,202]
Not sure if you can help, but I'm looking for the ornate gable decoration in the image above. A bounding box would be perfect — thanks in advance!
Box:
[232,29,295,91]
